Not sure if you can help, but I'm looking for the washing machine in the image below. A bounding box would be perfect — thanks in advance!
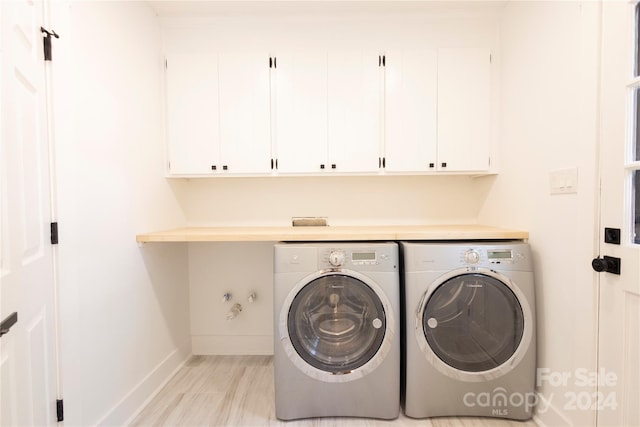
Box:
[274,242,400,420]
[401,241,536,420]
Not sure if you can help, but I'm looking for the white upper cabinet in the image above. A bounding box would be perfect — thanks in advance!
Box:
[437,48,491,172]
[218,53,272,174]
[274,51,382,174]
[384,50,438,172]
[166,53,220,175]
[274,52,328,174]
[384,48,491,173]
[327,51,382,173]
[165,48,493,177]
[165,52,271,176]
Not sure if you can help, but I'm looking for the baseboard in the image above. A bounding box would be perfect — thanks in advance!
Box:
[95,340,192,426]
[192,335,273,355]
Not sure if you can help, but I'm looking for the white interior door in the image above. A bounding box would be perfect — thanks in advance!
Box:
[596,2,640,426]
[0,0,58,425]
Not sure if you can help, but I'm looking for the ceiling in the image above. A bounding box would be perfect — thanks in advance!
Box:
[147,1,506,18]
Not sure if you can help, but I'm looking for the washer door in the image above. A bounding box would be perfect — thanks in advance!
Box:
[417,269,532,382]
[281,271,393,382]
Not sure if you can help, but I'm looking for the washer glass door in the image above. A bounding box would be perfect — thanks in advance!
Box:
[422,273,524,372]
[288,274,386,373]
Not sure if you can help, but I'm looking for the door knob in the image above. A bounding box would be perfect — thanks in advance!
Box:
[592,256,621,275]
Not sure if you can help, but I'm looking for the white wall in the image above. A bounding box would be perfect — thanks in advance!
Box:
[53,2,190,425]
[182,175,492,227]
[477,2,600,426]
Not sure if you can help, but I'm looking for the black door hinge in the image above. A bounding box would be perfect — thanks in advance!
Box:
[40,27,59,61]
[0,312,18,338]
[51,222,59,245]
[56,399,64,422]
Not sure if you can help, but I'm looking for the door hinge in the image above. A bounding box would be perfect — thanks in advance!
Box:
[51,222,59,245]
[40,27,59,61]
[0,312,18,338]
[56,399,64,422]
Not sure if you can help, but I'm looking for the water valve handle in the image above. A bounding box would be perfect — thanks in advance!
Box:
[226,303,242,321]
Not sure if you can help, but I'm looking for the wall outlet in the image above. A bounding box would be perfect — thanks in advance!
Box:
[550,167,579,194]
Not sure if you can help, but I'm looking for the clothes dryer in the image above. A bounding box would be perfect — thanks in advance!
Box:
[274,242,400,420]
[401,241,536,420]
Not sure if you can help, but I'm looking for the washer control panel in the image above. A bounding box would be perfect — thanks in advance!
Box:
[328,250,346,267]
[318,245,396,271]
[463,250,481,265]
[326,249,378,266]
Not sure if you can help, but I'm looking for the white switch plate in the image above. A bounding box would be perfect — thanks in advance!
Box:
[550,167,578,194]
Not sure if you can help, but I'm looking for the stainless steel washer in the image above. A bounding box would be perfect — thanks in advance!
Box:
[274,242,400,420]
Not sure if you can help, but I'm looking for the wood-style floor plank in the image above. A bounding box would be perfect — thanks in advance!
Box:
[130,356,537,427]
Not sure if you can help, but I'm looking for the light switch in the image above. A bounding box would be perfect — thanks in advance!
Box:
[550,167,578,194]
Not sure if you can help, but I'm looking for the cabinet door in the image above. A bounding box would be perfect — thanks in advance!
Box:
[437,48,491,172]
[327,51,382,173]
[165,53,219,175]
[218,53,272,174]
[274,52,328,173]
[384,50,438,172]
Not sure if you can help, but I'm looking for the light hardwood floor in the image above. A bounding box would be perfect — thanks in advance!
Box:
[130,356,538,427]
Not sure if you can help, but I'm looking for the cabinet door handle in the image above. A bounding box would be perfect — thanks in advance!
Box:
[429,163,435,168]
[441,162,447,168]
[211,165,217,171]
[320,164,325,169]
[223,165,228,171]
[331,164,336,169]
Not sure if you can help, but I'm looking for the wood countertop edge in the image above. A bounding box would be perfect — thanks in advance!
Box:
[136,225,529,243]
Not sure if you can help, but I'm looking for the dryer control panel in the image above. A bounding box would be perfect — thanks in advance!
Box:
[400,242,532,272]
[459,245,528,269]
